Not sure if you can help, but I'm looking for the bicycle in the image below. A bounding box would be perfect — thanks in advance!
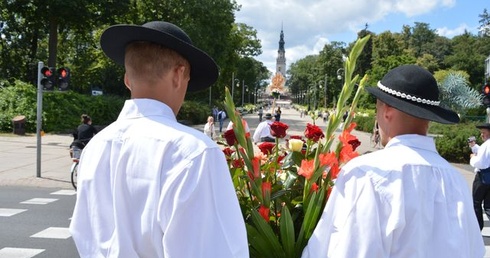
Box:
[371,131,381,149]
[70,146,82,190]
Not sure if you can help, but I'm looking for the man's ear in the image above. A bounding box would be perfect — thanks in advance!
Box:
[124,73,131,91]
[172,65,189,90]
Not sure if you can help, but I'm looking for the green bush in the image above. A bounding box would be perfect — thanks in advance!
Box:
[177,101,211,125]
[0,80,126,133]
[0,80,213,133]
[352,108,485,163]
[431,121,482,164]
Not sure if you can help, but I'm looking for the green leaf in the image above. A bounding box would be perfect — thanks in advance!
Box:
[279,206,296,257]
[250,209,286,258]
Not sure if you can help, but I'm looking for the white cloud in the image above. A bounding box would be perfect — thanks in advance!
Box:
[235,0,466,74]
[436,23,471,38]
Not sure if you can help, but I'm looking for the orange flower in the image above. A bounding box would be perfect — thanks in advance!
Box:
[258,205,270,222]
[319,152,341,179]
[339,144,359,164]
[298,159,315,180]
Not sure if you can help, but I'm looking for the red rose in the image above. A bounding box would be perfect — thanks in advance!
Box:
[270,121,289,138]
[223,129,238,146]
[289,135,303,140]
[258,142,275,155]
[222,147,235,157]
[304,123,324,142]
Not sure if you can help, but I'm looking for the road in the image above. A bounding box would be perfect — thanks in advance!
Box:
[0,186,78,258]
[0,105,489,257]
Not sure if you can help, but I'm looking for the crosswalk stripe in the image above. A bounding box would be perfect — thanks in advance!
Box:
[20,198,57,205]
[0,247,44,258]
[30,227,71,239]
[0,208,27,217]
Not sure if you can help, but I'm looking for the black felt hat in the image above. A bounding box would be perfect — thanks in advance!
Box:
[100,21,218,92]
[476,123,490,130]
[264,113,273,119]
[366,65,459,124]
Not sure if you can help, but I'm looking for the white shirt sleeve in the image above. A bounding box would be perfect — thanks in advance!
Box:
[471,141,490,169]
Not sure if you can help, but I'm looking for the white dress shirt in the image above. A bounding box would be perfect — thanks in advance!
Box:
[70,99,248,258]
[471,139,490,170]
[252,119,273,143]
[303,134,484,258]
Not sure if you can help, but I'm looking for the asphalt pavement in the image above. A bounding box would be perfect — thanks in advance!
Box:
[0,106,477,190]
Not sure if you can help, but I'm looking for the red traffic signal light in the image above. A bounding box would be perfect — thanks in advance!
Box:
[57,67,70,91]
[40,67,55,90]
[483,83,490,95]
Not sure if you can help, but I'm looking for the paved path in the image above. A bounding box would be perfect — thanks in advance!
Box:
[0,105,477,189]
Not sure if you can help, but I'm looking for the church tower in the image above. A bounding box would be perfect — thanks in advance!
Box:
[276,25,286,75]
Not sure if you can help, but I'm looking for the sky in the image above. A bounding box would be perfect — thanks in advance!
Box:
[234,0,489,74]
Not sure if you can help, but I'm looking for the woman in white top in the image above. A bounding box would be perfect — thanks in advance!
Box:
[204,116,217,140]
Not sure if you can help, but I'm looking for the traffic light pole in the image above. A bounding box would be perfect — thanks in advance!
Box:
[36,61,43,178]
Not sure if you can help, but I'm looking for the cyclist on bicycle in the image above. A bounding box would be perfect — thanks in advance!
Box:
[70,114,97,156]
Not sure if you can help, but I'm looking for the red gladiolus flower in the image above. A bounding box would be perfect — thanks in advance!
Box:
[262,181,271,199]
[319,152,340,179]
[258,205,270,222]
[258,142,275,155]
[304,123,324,142]
[223,129,238,146]
[252,157,261,179]
[311,182,319,193]
[270,121,289,138]
[340,144,359,164]
[298,159,315,180]
[329,163,341,179]
[222,147,235,157]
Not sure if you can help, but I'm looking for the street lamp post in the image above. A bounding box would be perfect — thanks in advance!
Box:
[241,79,245,107]
[324,75,327,108]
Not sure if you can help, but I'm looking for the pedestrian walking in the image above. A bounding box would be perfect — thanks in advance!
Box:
[470,124,490,230]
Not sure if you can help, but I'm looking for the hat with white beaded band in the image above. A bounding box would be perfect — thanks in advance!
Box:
[366,64,459,124]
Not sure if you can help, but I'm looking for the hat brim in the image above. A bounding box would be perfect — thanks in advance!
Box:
[100,25,218,92]
[366,86,460,124]
[476,124,490,130]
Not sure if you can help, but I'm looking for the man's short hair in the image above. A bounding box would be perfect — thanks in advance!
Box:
[125,41,190,84]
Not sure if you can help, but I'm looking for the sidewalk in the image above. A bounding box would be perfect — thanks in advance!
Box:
[0,106,476,189]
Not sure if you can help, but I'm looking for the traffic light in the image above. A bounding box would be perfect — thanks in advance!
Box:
[40,67,55,90]
[57,67,70,91]
[482,83,490,106]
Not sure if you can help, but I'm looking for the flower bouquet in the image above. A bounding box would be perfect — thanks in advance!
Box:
[222,35,370,257]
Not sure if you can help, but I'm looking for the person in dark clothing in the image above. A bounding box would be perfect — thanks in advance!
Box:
[72,114,97,148]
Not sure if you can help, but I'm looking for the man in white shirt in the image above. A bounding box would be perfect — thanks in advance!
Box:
[253,113,275,143]
[69,21,248,258]
[303,65,484,257]
[470,124,490,230]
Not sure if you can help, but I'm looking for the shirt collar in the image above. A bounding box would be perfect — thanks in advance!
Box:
[118,98,176,121]
[385,134,437,153]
